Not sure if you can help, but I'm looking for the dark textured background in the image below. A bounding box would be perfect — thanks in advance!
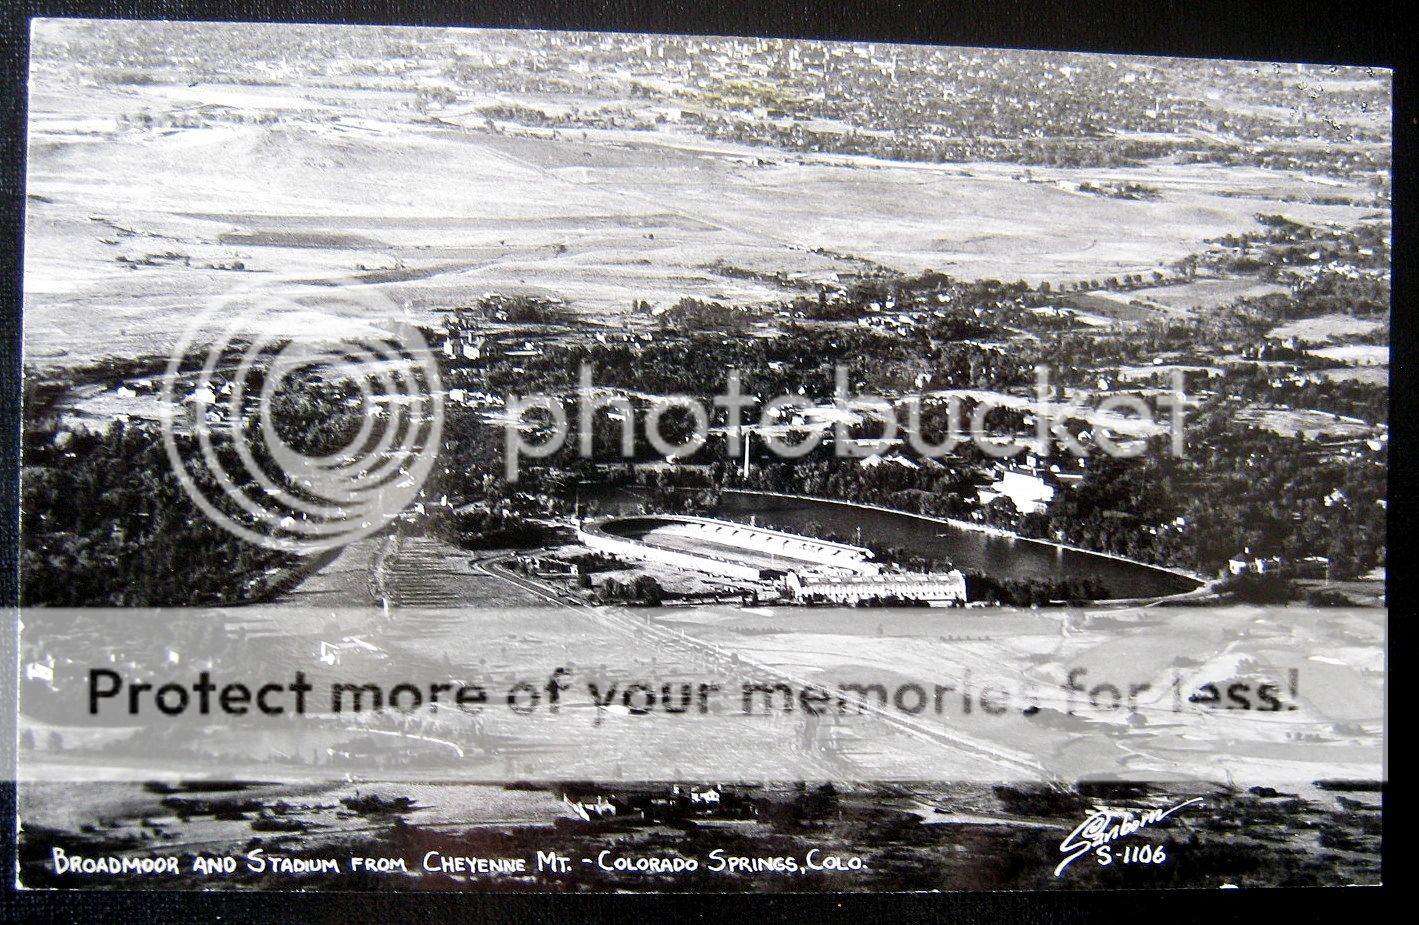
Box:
[1,1,1403,921]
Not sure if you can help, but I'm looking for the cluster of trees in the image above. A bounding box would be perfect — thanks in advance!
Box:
[425,506,556,551]
[1217,364,1386,422]
[1030,315,1385,429]
[469,324,934,399]
[704,261,816,293]
[657,297,762,332]
[20,422,295,605]
[1040,416,1385,578]
[965,573,1112,606]
[1076,181,1160,201]
[1219,572,1299,604]
[734,455,980,520]
[596,574,666,605]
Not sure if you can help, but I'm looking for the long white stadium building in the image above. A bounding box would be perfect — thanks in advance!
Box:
[576,515,968,604]
[577,515,883,581]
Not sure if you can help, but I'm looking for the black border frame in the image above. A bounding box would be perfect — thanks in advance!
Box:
[2,1,1405,921]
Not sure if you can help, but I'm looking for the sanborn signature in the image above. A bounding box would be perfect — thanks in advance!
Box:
[1054,797,1203,877]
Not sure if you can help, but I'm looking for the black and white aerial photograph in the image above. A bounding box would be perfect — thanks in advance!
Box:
[8,12,1389,897]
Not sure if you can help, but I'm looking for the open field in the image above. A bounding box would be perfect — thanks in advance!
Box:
[1307,344,1388,366]
[1234,407,1377,439]
[23,72,1382,369]
[1122,277,1291,312]
[1319,367,1388,385]
[1269,313,1386,343]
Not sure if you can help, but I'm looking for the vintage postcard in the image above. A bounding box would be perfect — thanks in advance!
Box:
[13,18,1386,891]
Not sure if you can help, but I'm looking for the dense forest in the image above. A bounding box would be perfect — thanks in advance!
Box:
[20,423,296,606]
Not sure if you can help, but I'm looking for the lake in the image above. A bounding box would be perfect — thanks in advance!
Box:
[587,486,1199,599]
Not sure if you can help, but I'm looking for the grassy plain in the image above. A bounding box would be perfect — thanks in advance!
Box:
[24,76,1381,367]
